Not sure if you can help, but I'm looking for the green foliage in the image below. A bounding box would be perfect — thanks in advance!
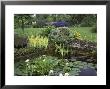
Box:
[14,33,28,48]
[14,14,97,28]
[80,15,97,27]
[32,24,37,28]
[31,56,58,75]
[32,14,48,28]
[35,20,47,28]
[15,28,44,37]
[14,60,28,76]
[40,26,55,37]
[14,14,97,76]
[14,47,44,57]
[49,27,70,43]
[14,56,59,76]
[14,14,33,30]
[14,55,96,76]
[91,24,97,33]
[55,43,69,59]
[70,27,97,42]
[28,35,48,48]
[73,31,82,40]
[15,27,96,42]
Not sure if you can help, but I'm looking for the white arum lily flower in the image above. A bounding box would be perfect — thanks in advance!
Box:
[59,73,63,76]
[49,70,54,74]
[25,59,29,62]
[64,73,69,76]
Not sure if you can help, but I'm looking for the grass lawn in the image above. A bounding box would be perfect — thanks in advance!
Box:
[70,27,97,42]
[15,28,44,37]
[15,27,97,42]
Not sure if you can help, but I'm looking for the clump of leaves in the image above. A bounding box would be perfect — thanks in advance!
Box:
[91,24,97,33]
[31,56,58,75]
[40,26,55,37]
[14,56,59,76]
[55,43,69,59]
[28,35,48,48]
[14,55,97,76]
[48,27,70,44]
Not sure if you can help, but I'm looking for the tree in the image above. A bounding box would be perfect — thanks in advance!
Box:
[14,14,33,32]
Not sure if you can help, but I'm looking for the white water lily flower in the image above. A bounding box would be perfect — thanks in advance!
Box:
[43,59,46,62]
[64,73,69,76]
[25,59,29,62]
[49,70,54,74]
[65,59,68,61]
[66,63,69,65]
[59,73,63,76]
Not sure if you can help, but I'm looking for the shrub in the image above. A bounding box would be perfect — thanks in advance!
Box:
[14,33,28,49]
[32,24,37,28]
[91,24,97,33]
[36,20,47,28]
[80,15,96,27]
[40,26,55,37]
[48,27,70,44]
